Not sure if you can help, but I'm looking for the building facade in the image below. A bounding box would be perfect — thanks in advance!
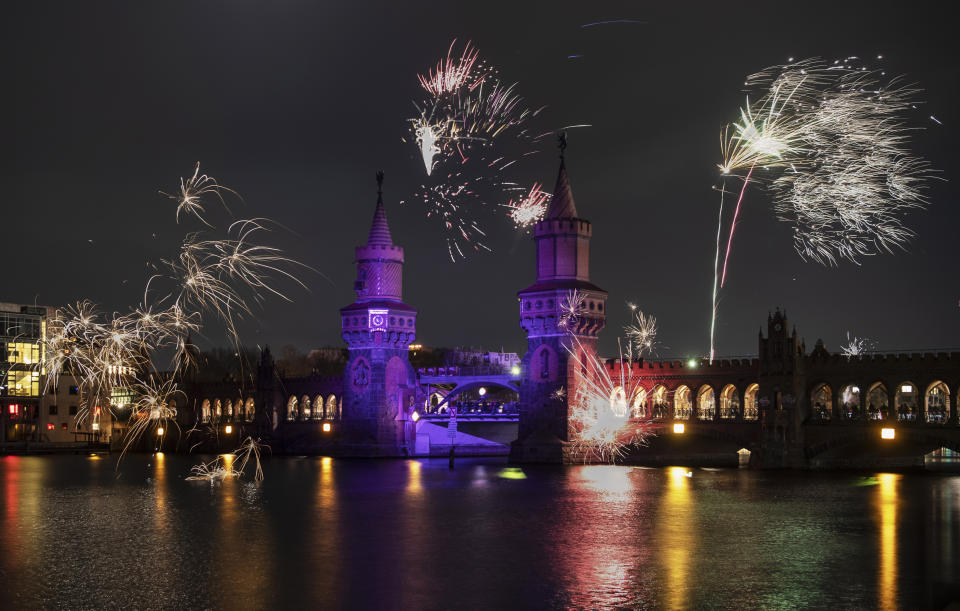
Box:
[1,302,50,442]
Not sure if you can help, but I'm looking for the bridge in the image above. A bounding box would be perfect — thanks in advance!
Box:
[417,366,521,414]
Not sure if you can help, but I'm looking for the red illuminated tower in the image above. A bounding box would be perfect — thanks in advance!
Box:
[511,135,607,463]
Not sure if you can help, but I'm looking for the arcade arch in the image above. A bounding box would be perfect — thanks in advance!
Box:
[926,381,950,424]
[697,385,715,420]
[720,384,740,419]
[895,382,919,422]
[674,385,692,420]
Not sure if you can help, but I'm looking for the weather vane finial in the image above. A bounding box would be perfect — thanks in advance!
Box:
[558,131,568,159]
[376,170,384,200]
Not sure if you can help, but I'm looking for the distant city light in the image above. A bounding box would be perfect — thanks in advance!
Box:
[881,428,895,440]
[156,427,165,436]
[510,365,521,376]
[478,387,487,396]
[322,422,332,433]
[411,411,420,422]
[673,422,685,434]
[409,343,423,351]
[686,359,697,368]
[47,423,54,430]
[225,425,232,434]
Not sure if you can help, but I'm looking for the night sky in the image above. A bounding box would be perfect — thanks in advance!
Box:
[4,1,958,359]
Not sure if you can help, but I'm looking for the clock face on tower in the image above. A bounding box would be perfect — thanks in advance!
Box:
[368,309,388,332]
[774,323,782,332]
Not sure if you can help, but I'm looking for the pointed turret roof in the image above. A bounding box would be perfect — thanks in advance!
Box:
[366,170,393,246]
[545,133,578,219]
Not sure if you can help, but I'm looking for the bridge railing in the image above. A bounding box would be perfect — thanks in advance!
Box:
[417,365,514,378]
[423,401,519,416]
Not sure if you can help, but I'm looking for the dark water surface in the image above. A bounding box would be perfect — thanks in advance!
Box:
[1,454,958,610]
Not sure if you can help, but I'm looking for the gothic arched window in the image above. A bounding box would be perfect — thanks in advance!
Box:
[540,349,550,379]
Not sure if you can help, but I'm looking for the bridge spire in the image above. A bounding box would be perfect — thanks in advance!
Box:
[545,131,578,219]
[367,170,393,247]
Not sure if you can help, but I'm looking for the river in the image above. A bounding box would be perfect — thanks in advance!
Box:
[1,454,958,609]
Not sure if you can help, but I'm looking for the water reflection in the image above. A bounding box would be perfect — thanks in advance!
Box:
[657,467,694,610]
[311,456,340,606]
[876,473,899,610]
[558,466,648,608]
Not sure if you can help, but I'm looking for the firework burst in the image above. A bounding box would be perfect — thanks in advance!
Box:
[504,182,551,228]
[562,302,660,462]
[708,56,936,361]
[565,335,655,463]
[45,165,305,468]
[406,39,553,260]
[841,331,875,358]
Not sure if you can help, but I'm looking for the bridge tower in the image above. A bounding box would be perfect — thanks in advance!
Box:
[511,136,607,463]
[339,172,418,455]
[756,308,807,467]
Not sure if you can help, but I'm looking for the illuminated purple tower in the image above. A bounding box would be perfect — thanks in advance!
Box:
[511,135,607,463]
[339,172,418,455]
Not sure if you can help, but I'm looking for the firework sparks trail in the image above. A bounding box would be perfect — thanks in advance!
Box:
[708,57,936,357]
[558,289,587,330]
[841,331,875,358]
[413,117,445,176]
[418,39,484,96]
[187,436,267,483]
[625,307,659,355]
[719,163,755,288]
[564,334,655,463]
[160,162,236,227]
[504,182,552,228]
[709,183,725,364]
[44,165,306,469]
[561,302,660,462]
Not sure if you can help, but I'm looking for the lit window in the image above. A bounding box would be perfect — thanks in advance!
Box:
[881,428,895,440]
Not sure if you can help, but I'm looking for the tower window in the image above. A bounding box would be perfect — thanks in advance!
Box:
[540,350,550,379]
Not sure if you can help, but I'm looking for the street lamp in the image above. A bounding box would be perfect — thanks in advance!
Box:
[322,422,332,433]
[510,365,521,376]
[411,411,420,422]
[673,422,685,434]
[881,428,895,440]
[225,425,232,434]
[156,426,165,436]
